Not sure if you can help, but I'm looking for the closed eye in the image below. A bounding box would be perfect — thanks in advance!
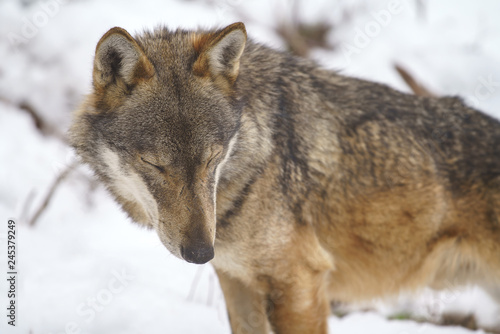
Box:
[141,157,165,173]
[206,151,222,168]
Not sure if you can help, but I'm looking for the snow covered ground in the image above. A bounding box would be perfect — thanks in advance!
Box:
[0,0,499,333]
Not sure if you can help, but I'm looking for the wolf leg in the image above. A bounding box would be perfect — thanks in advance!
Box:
[216,269,271,334]
[265,269,330,334]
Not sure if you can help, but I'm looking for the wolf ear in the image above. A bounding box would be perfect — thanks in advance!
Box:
[193,22,247,85]
[93,27,155,90]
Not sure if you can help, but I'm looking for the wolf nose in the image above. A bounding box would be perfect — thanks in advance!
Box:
[181,244,214,264]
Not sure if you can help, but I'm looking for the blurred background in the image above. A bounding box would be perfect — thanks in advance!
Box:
[0,0,499,333]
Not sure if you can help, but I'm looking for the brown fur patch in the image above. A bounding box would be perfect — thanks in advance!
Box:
[132,55,155,83]
[191,32,216,54]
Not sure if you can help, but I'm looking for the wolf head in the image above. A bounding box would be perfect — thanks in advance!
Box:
[70,23,247,264]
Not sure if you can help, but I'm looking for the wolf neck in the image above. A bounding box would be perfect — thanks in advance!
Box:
[215,41,317,228]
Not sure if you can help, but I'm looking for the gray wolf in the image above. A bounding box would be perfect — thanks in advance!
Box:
[69,22,500,333]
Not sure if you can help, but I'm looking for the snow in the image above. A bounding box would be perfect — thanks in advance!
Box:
[0,0,499,333]
[329,312,486,334]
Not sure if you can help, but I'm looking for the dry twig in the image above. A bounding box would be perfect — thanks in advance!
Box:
[0,96,66,142]
[28,161,77,226]
[394,63,436,97]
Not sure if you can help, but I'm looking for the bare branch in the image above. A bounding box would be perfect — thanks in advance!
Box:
[0,96,67,142]
[20,189,36,225]
[394,63,436,97]
[28,161,77,226]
